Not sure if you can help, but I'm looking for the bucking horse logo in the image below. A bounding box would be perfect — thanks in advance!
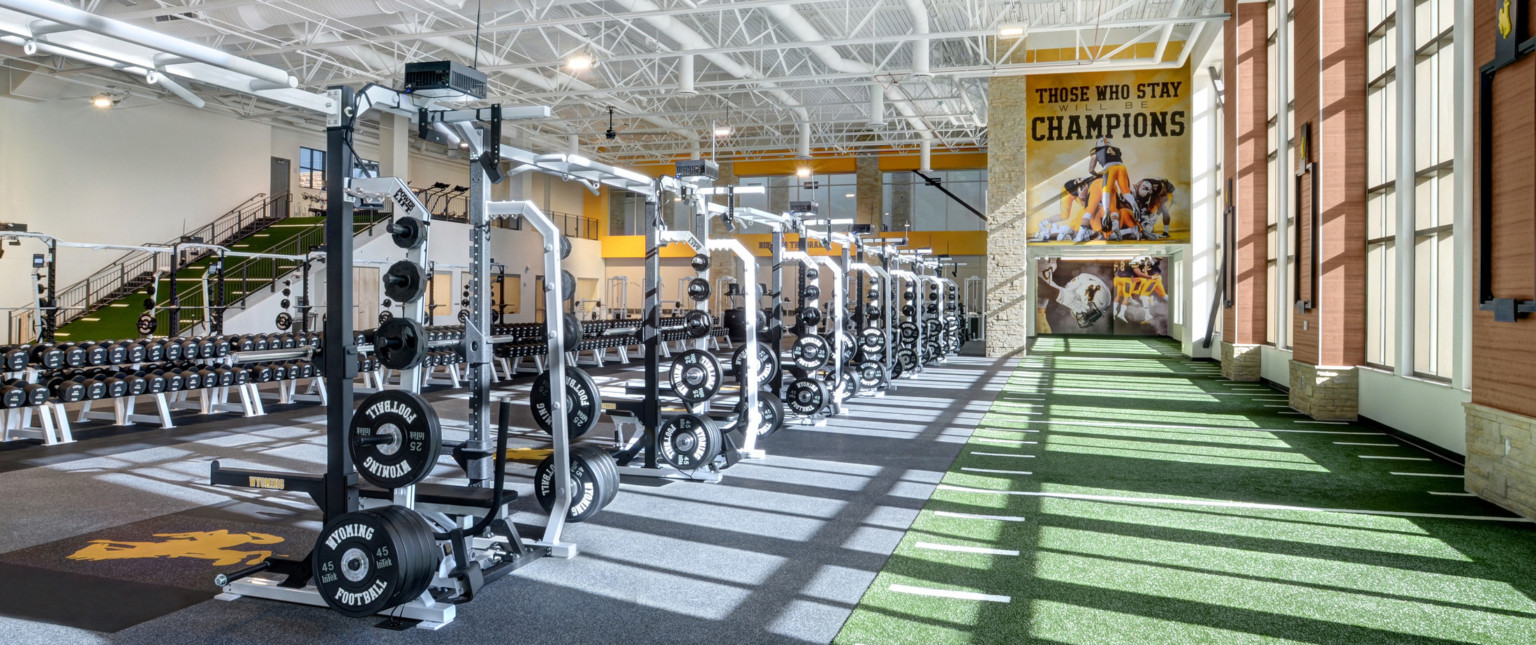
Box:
[68,530,283,567]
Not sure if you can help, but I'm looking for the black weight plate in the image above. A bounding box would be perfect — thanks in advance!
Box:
[383,260,428,304]
[857,361,887,390]
[561,270,577,302]
[791,335,829,371]
[390,216,427,250]
[683,310,713,339]
[835,370,856,401]
[530,367,601,438]
[686,277,710,302]
[730,341,778,386]
[897,348,919,372]
[312,509,411,617]
[836,330,856,366]
[690,253,710,272]
[136,313,157,336]
[378,310,393,325]
[802,284,820,300]
[374,317,428,370]
[732,390,785,438]
[457,309,470,324]
[560,234,573,260]
[658,413,722,470]
[349,390,442,490]
[534,448,606,523]
[561,313,583,351]
[370,505,437,609]
[859,327,888,354]
[798,306,822,328]
[275,312,292,331]
[573,444,620,510]
[668,349,722,403]
[785,378,828,416]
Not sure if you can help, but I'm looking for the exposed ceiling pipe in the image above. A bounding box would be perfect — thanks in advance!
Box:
[867,83,885,130]
[0,0,297,87]
[690,139,701,160]
[676,53,696,96]
[606,0,811,138]
[902,0,931,80]
[147,70,205,108]
[388,23,696,141]
[762,5,932,141]
[568,133,579,155]
[919,139,931,172]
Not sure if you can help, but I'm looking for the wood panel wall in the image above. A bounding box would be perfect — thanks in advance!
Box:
[1290,0,1367,366]
[1472,0,1536,418]
[1234,2,1270,345]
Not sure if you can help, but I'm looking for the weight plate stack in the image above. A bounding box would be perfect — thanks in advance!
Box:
[730,341,779,387]
[534,446,617,522]
[668,349,723,403]
[732,391,785,438]
[311,506,436,618]
[657,413,722,470]
[785,378,829,417]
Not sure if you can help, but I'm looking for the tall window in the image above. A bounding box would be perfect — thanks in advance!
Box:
[299,147,325,189]
[1265,1,1296,348]
[1365,0,1456,379]
[882,169,988,232]
[1412,0,1456,379]
[1365,0,1398,367]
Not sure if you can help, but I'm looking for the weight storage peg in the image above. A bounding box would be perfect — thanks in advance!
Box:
[388,216,427,250]
[383,260,428,304]
[373,317,429,370]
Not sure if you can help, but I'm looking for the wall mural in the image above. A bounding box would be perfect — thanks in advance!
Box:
[1025,66,1192,244]
[1037,257,1170,336]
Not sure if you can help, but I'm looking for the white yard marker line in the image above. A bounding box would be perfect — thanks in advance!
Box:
[935,486,1528,521]
[961,467,1033,475]
[971,451,1036,458]
[1428,491,1476,497]
[1264,405,1290,408]
[1360,455,1432,461]
[1391,471,1464,478]
[1280,412,1305,415]
[1299,420,1349,425]
[914,542,1020,556]
[889,584,1011,603]
[1334,442,1398,446]
[998,418,1384,436]
[934,511,1027,522]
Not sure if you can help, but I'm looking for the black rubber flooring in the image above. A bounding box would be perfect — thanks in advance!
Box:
[0,347,1011,644]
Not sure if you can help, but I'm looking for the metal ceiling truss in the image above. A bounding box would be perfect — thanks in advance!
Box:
[7,0,1224,164]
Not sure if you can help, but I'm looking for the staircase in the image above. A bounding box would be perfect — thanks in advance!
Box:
[40,193,290,338]
[57,212,389,340]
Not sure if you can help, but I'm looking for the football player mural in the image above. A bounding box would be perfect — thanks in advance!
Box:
[1037,257,1171,336]
[1025,66,1192,245]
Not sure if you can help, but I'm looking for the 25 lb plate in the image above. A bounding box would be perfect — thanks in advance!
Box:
[530,367,601,438]
[349,390,441,490]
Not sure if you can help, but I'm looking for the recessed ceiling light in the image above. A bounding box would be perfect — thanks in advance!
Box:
[567,54,594,72]
[91,94,115,108]
[713,125,733,137]
[999,25,1027,38]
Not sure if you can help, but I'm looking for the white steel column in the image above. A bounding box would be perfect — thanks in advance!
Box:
[1395,0,1416,376]
[1275,0,1291,349]
[1452,0,1473,390]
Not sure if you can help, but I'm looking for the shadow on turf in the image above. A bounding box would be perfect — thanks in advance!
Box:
[844,336,1536,645]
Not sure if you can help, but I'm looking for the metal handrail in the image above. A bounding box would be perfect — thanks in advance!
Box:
[50,192,291,329]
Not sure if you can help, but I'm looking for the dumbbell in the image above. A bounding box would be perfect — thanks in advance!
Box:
[47,375,86,403]
[125,341,148,364]
[143,340,165,363]
[84,342,109,367]
[198,337,217,358]
[30,344,64,370]
[123,371,148,397]
[143,370,167,394]
[3,346,30,372]
[0,379,30,408]
[152,368,184,392]
[248,364,273,383]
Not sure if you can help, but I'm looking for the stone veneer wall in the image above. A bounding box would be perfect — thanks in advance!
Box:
[984,76,1031,358]
[1466,403,1536,520]
[1288,361,1358,420]
[1220,343,1263,382]
[856,155,882,230]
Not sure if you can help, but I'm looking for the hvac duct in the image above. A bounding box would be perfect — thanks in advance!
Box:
[867,84,886,130]
[677,54,696,96]
[919,139,932,172]
[903,0,932,80]
[798,125,812,159]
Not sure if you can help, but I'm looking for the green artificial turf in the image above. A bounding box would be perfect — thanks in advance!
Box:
[57,218,371,340]
[835,336,1536,645]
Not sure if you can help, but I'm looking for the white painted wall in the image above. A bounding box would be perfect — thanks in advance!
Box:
[1359,368,1471,455]
[1260,345,1292,385]
[0,96,270,315]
